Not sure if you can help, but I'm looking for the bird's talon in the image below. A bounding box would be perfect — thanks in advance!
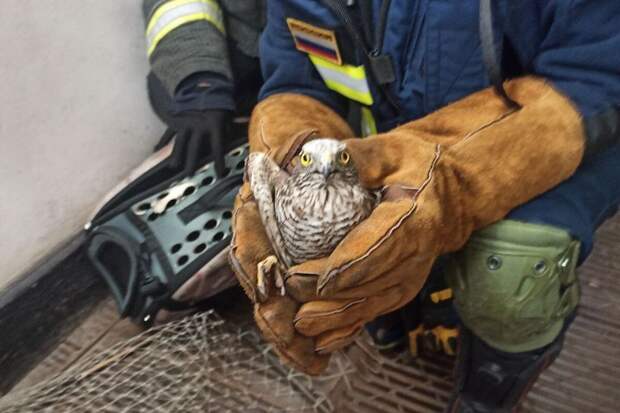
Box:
[274,266,287,297]
[256,255,283,301]
[256,274,267,301]
[272,259,287,297]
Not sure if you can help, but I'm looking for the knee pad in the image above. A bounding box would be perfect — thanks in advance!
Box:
[446,220,580,353]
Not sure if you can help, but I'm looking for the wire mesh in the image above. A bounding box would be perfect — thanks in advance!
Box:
[0,311,355,413]
[3,309,620,413]
[3,219,620,413]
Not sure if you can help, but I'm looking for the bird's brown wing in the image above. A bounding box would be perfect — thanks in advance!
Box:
[247,152,294,268]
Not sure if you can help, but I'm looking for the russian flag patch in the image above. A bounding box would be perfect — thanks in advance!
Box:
[287,18,342,66]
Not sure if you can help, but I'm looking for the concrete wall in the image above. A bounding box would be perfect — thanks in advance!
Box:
[0,1,165,289]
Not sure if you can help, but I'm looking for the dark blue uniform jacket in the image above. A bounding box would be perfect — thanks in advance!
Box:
[259,0,620,156]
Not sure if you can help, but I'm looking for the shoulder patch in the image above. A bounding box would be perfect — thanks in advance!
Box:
[286,18,342,66]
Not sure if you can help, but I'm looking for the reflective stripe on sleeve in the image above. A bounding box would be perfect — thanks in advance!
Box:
[361,107,377,137]
[309,55,374,106]
[146,0,225,57]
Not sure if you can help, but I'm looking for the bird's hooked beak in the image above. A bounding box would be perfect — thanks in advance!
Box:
[318,154,336,177]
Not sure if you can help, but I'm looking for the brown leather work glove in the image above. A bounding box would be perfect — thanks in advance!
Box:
[229,93,354,375]
[286,77,586,354]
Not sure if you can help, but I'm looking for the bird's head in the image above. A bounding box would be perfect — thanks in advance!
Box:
[296,138,356,179]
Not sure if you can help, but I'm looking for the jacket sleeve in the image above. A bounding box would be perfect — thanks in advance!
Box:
[258,2,349,118]
[529,1,620,159]
[142,0,232,97]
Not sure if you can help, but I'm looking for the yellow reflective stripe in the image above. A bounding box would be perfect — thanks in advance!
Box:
[146,0,224,56]
[309,55,374,106]
[430,288,453,304]
[408,325,424,357]
[432,326,458,356]
[147,0,224,34]
[360,107,377,137]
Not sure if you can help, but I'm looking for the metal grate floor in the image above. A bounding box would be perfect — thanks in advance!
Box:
[331,215,620,413]
[11,214,620,412]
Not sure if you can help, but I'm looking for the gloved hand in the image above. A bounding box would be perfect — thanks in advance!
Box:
[155,109,232,177]
[153,72,237,177]
[286,77,585,355]
[229,93,355,375]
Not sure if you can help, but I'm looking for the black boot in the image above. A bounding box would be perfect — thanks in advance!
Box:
[447,327,565,413]
[366,264,461,356]
[365,310,409,351]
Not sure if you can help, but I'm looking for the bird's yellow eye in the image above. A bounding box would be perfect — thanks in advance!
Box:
[338,151,351,165]
[300,152,313,167]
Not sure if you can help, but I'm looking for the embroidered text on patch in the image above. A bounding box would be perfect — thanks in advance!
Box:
[286,18,342,65]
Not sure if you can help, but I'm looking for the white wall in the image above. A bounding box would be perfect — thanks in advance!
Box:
[0,1,165,289]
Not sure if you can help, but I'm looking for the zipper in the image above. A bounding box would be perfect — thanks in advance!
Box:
[320,0,402,113]
[400,1,425,83]
[371,0,391,56]
[321,0,370,54]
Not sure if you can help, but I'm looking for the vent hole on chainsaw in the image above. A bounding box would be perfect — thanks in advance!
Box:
[201,176,214,186]
[186,231,200,242]
[194,243,207,254]
[165,199,177,210]
[204,219,218,230]
[183,186,196,197]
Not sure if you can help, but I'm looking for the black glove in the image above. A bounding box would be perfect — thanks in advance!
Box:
[153,72,236,178]
[156,109,232,178]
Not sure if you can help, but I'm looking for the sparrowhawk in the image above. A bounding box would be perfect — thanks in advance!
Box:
[247,138,378,299]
